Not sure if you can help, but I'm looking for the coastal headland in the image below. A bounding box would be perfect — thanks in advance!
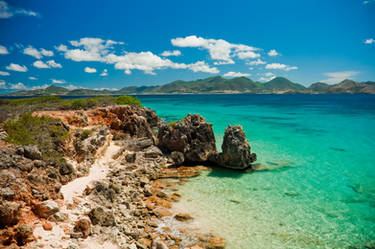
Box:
[0,96,257,249]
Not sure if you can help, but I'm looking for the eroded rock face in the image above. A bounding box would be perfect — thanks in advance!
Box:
[88,207,115,226]
[157,114,217,164]
[73,219,91,239]
[14,224,34,246]
[88,106,159,140]
[210,125,256,169]
[32,200,59,218]
[0,201,20,228]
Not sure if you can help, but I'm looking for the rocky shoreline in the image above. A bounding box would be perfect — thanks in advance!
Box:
[0,105,257,249]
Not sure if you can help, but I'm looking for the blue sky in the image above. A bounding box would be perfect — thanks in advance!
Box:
[0,0,374,92]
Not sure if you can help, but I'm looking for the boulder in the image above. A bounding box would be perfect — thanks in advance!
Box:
[42,222,53,231]
[143,146,163,158]
[206,236,226,249]
[73,218,91,239]
[1,230,13,246]
[152,239,169,249]
[32,200,59,218]
[88,207,115,226]
[123,138,153,151]
[125,152,136,163]
[157,114,217,163]
[91,106,159,140]
[0,201,20,228]
[22,145,42,160]
[210,125,256,169]
[170,151,184,166]
[59,162,74,175]
[1,187,15,201]
[14,224,34,246]
[174,213,193,222]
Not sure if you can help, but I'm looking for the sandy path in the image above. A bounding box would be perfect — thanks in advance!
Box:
[32,140,122,249]
[61,141,121,203]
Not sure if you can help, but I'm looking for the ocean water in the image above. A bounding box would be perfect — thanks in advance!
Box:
[139,94,375,249]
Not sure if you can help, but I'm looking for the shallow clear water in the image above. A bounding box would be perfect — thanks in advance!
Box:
[139,94,375,249]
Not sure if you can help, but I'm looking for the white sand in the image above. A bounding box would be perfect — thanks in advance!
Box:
[32,139,122,249]
[61,141,121,203]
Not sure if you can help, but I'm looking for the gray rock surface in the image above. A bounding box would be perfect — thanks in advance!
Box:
[88,207,115,226]
[210,125,256,169]
[157,114,217,163]
[32,200,59,218]
[0,201,20,228]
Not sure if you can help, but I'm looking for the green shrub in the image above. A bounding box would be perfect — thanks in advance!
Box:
[70,99,87,110]
[114,95,141,106]
[168,121,178,128]
[80,129,93,140]
[5,96,62,106]
[3,113,69,162]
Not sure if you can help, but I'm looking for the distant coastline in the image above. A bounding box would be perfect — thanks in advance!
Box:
[2,76,375,97]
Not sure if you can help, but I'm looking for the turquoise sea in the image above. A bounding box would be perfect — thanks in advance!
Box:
[138,94,375,249]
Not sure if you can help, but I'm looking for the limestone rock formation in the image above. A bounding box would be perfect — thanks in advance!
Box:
[73,219,91,239]
[14,224,34,246]
[32,200,59,218]
[157,114,217,164]
[88,206,115,226]
[210,125,256,169]
[0,201,20,228]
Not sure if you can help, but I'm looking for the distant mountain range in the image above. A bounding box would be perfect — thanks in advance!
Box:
[3,77,375,96]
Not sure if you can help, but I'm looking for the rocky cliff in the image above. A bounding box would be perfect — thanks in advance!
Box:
[0,105,256,248]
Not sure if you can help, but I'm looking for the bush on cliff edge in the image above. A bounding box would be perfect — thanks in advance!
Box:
[2,113,69,164]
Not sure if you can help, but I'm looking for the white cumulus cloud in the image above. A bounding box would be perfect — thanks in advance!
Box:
[6,63,28,72]
[259,72,276,82]
[41,48,54,57]
[237,51,260,59]
[0,45,9,54]
[364,38,375,44]
[84,67,97,73]
[57,37,219,75]
[322,71,359,84]
[33,60,49,68]
[51,79,66,84]
[94,87,118,91]
[161,50,181,57]
[171,35,259,64]
[268,49,280,56]
[24,46,42,59]
[56,37,123,62]
[224,71,251,77]
[10,82,26,89]
[0,1,40,19]
[186,61,219,74]
[46,60,62,68]
[265,63,298,71]
[31,84,50,90]
[0,71,10,76]
[100,69,108,76]
[0,80,6,89]
[23,46,55,59]
[65,84,83,90]
[247,59,266,66]
[33,60,61,69]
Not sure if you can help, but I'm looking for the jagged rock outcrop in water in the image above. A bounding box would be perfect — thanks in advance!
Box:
[211,125,257,169]
[157,114,217,164]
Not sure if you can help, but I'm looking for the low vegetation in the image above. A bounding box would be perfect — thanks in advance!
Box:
[2,113,69,165]
[0,95,141,122]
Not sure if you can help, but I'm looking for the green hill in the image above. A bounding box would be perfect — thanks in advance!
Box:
[263,77,306,92]
[3,77,375,96]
